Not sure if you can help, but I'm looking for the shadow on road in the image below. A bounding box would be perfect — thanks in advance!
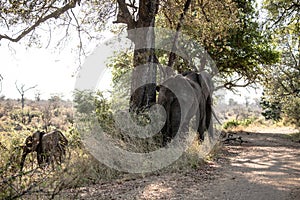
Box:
[64,129,300,200]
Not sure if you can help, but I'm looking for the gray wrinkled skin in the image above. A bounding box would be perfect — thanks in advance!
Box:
[157,72,213,145]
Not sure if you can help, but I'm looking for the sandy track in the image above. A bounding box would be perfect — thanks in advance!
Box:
[67,127,300,200]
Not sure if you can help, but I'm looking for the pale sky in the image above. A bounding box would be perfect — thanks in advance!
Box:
[0,31,113,100]
[0,1,265,103]
[0,42,78,100]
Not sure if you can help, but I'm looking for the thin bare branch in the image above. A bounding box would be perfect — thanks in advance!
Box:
[168,0,192,68]
[270,2,299,28]
[24,85,38,92]
[45,22,52,49]
[15,81,22,95]
[70,9,86,65]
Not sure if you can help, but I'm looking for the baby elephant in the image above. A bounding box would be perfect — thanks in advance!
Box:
[20,130,68,171]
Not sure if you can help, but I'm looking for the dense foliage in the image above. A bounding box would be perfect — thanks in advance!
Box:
[260,0,300,126]
[1,1,299,198]
[1,0,279,90]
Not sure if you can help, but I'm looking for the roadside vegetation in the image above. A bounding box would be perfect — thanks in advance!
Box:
[0,0,299,199]
[0,94,214,199]
[1,88,298,199]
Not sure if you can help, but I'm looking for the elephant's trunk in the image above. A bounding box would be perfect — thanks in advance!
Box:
[20,147,29,171]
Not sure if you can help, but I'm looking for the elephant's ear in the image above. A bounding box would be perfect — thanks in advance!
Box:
[156,85,161,92]
[25,136,33,147]
[31,131,43,150]
[40,131,46,137]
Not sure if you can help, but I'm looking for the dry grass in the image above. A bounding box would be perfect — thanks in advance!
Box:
[0,98,221,199]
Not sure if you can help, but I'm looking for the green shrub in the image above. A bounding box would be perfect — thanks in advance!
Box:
[223,118,255,129]
[223,120,240,129]
[287,132,300,142]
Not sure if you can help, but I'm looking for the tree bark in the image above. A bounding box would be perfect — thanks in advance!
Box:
[116,0,159,113]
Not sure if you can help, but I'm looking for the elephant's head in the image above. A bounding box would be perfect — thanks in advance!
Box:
[23,135,33,151]
[31,131,45,151]
[20,131,45,171]
[156,85,176,107]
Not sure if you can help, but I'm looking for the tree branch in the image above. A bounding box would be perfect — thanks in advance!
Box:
[70,9,86,65]
[168,0,192,68]
[23,85,38,92]
[15,81,22,95]
[270,2,299,27]
[200,1,210,22]
[215,75,256,90]
[114,0,135,29]
[0,0,80,42]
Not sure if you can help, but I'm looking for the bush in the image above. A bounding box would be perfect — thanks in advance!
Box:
[286,132,300,142]
[223,118,254,129]
[223,120,240,129]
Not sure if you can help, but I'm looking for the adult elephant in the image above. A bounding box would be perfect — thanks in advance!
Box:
[20,130,68,171]
[157,71,213,145]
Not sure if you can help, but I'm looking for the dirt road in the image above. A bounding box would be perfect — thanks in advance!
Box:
[69,127,300,200]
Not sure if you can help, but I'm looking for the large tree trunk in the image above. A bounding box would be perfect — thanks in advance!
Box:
[116,0,159,113]
[129,29,158,112]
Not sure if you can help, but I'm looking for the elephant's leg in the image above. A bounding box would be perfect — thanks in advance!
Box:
[55,144,64,165]
[54,144,62,164]
[207,119,214,142]
[169,101,181,138]
[41,149,50,167]
[49,148,59,169]
[205,97,212,132]
[161,121,169,146]
[57,149,63,165]
[196,110,205,141]
[45,153,50,164]
[161,102,173,146]
[36,145,45,168]
[198,122,205,141]
[47,152,54,170]
[163,129,172,146]
[37,152,43,167]
[50,149,56,169]
[52,154,57,169]
[20,150,28,171]
[205,96,214,141]
[37,151,48,168]
[59,143,66,158]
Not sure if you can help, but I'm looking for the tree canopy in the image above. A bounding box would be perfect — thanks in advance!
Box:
[0,0,282,112]
[260,0,300,126]
[110,0,279,90]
